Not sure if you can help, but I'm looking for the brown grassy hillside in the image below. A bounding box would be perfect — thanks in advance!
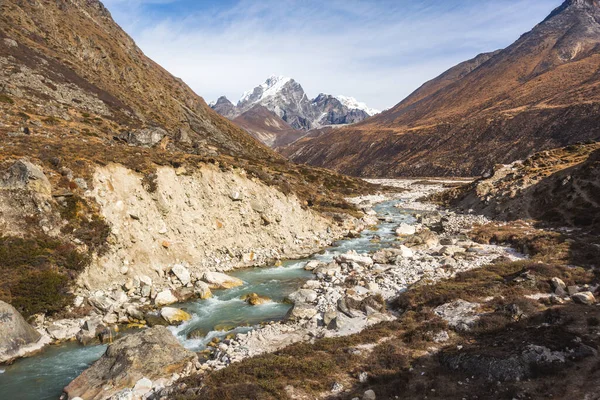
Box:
[283,0,600,177]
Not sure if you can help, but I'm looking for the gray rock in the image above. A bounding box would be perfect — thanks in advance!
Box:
[0,300,44,363]
[286,303,318,321]
[439,245,467,256]
[88,294,115,313]
[1,160,52,196]
[434,300,480,332]
[363,389,376,400]
[567,285,580,296]
[336,252,373,267]
[64,326,195,400]
[395,223,416,236]
[118,127,167,147]
[154,289,178,306]
[287,289,318,304]
[171,264,191,286]
[572,291,596,305]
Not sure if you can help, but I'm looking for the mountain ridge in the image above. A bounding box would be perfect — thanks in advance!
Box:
[282,0,600,177]
[211,76,379,132]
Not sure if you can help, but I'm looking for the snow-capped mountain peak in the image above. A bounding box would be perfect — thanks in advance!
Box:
[211,75,378,132]
[239,75,293,105]
[335,95,380,116]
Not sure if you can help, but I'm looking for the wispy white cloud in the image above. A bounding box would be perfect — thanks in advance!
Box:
[102,0,563,110]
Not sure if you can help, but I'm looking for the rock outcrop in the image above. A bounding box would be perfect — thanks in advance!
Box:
[63,326,195,400]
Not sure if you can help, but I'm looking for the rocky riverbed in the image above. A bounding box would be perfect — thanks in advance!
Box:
[140,180,523,400]
[2,179,527,400]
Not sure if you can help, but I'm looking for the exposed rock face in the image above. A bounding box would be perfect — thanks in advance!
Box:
[0,300,47,364]
[437,144,600,233]
[311,93,370,125]
[63,326,195,400]
[78,162,340,291]
[283,0,600,176]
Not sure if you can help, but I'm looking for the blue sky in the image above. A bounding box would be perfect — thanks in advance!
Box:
[102,0,564,110]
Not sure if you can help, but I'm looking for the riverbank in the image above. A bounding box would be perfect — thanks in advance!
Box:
[135,179,525,399]
[166,179,599,400]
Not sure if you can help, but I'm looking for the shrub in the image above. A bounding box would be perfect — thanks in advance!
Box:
[10,270,72,316]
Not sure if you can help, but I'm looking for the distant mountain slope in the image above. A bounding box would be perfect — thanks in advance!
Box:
[211,76,379,135]
[233,105,306,148]
[283,0,600,177]
[0,0,272,160]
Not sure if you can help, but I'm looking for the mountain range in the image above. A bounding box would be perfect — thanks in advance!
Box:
[210,76,379,147]
[282,0,600,177]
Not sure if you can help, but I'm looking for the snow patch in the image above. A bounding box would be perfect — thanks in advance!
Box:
[335,95,380,116]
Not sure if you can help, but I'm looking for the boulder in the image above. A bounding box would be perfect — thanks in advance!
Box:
[46,319,82,341]
[404,229,439,249]
[572,291,596,305]
[171,264,191,286]
[0,300,47,363]
[76,318,104,345]
[118,127,167,147]
[287,289,318,304]
[242,293,271,306]
[154,290,178,307]
[304,260,322,271]
[439,245,467,257]
[314,262,342,277]
[0,160,52,196]
[126,306,144,321]
[160,307,192,325]
[193,281,213,299]
[337,252,374,267]
[201,271,243,289]
[398,245,413,258]
[88,294,115,313]
[64,326,195,400]
[363,389,377,400]
[286,303,318,321]
[395,223,416,236]
[434,300,480,332]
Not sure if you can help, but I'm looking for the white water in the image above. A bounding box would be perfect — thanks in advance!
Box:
[0,201,413,399]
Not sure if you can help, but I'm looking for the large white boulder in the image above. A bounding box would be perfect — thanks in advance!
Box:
[0,300,49,363]
[337,252,374,267]
[160,307,192,325]
[201,271,243,289]
[171,264,191,286]
[154,290,178,306]
[395,223,416,236]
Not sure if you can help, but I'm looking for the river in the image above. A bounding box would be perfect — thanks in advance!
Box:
[0,200,412,399]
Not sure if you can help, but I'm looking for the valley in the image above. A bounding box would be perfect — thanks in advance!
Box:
[0,0,598,399]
